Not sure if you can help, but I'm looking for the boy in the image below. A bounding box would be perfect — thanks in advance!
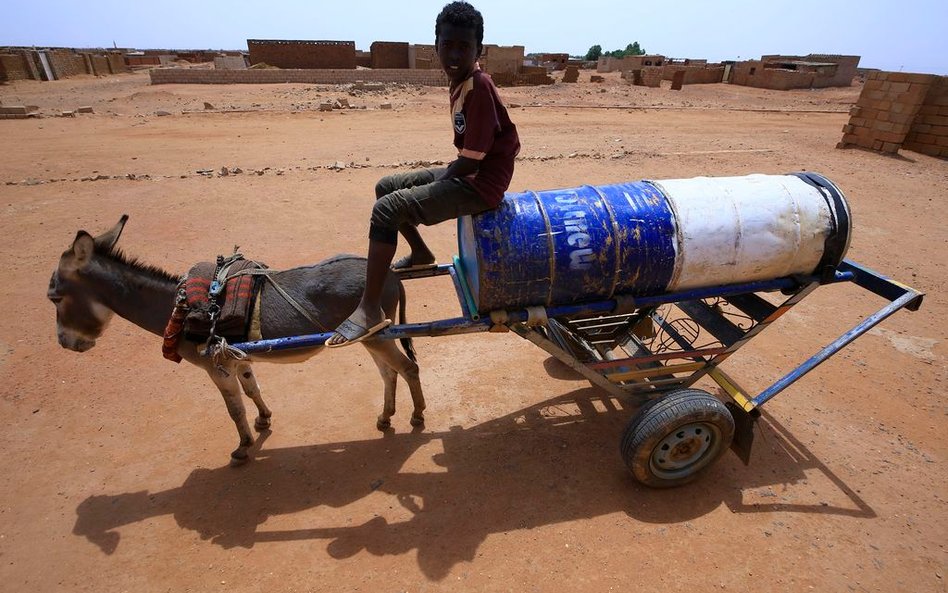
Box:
[328,1,520,347]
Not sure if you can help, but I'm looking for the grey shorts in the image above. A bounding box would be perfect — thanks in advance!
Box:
[369,167,491,244]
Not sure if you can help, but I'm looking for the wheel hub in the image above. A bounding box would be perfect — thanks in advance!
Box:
[650,422,720,478]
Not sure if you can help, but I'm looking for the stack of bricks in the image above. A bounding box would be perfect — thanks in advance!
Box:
[563,66,579,83]
[838,71,940,155]
[0,105,35,119]
[903,75,948,158]
[623,67,662,88]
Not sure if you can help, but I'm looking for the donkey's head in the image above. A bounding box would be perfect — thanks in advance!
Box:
[48,215,128,352]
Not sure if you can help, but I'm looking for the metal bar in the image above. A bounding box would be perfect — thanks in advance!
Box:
[447,265,472,320]
[605,361,706,382]
[452,255,480,321]
[707,367,757,412]
[682,282,820,388]
[232,316,493,354]
[725,293,778,323]
[620,376,689,393]
[589,346,729,369]
[752,290,922,407]
[231,270,855,355]
[838,259,924,310]
[675,299,745,346]
[508,324,631,399]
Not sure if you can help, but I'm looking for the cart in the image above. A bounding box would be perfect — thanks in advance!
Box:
[231,255,923,488]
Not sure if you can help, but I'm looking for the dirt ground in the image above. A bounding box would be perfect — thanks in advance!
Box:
[1,69,946,592]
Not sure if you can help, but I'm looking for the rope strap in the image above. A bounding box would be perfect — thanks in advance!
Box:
[228,268,330,332]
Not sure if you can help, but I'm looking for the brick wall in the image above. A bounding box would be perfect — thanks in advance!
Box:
[149,68,449,86]
[622,66,662,87]
[662,65,724,84]
[247,40,356,69]
[902,76,948,158]
[0,53,31,80]
[599,55,665,73]
[733,55,858,90]
[47,50,87,77]
[410,44,439,69]
[126,55,162,66]
[731,60,817,90]
[481,45,523,75]
[807,54,859,87]
[838,71,938,155]
[214,56,247,70]
[107,52,128,74]
[91,55,110,76]
[371,42,409,69]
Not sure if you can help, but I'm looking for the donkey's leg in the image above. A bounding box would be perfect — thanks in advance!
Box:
[207,367,256,463]
[366,347,398,430]
[366,341,425,427]
[235,362,272,431]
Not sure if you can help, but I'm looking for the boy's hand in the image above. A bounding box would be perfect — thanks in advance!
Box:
[439,157,480,181]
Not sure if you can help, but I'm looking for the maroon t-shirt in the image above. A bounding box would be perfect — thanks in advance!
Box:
[450,69,520,207]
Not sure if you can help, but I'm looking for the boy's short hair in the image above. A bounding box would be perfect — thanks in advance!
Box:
[435,2,484,48]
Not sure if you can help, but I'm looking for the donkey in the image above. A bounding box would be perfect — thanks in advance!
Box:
[48,215,425,463]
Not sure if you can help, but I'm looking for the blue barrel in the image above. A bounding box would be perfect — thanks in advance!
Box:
[457,173,850,313]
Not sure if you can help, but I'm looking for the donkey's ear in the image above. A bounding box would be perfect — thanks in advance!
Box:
[95,214,128,252]
[72,231,96,268]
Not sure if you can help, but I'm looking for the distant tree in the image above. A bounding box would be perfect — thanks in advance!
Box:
[601,42,647,59]
[585,44,602,61]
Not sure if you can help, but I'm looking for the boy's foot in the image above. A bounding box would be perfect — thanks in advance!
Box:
[391,254,438,272]
[326,309,392,348]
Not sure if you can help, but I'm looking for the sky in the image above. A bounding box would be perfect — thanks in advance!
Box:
[4,0,947,75]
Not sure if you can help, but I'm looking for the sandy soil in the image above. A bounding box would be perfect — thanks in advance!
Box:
[1,70,946,592]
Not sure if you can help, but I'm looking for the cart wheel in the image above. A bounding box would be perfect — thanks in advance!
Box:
[620,389,734,488]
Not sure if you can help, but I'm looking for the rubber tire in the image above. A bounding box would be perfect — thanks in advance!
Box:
[620,389,735,488]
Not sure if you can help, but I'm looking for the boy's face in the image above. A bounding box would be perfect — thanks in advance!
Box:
[437,23,480,85]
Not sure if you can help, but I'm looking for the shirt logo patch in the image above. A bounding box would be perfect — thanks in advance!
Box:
[454,112,466,134]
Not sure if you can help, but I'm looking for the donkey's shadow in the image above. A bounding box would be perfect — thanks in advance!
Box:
[74,386,874,580]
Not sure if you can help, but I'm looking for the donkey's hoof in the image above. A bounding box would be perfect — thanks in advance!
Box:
[376,417,392,431]
[410,414,425,427]
[230,449,250,466]
[254,416,272,431]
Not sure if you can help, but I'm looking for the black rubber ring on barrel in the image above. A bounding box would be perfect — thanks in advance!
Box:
[791,172,851,283]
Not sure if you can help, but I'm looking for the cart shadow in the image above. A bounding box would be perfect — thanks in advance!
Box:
[73,386,873,579]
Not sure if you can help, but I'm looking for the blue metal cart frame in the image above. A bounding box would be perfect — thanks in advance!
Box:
[231,257,923,487]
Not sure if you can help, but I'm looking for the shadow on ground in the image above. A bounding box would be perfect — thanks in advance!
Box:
[74,381,873,580]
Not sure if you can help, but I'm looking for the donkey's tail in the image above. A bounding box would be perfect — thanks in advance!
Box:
[397,280,417,362]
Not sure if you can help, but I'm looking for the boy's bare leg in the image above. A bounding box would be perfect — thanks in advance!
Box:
[327,240,396,346]
[398,224,436,266]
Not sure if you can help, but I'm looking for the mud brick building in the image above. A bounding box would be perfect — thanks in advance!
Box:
[663,65,725,85]
[731,54,859,90]
[247,40,356,69]
[597,55,665,73]
[480,45,524,76]
[536,53,568,70]
[839,71,948,158]
[370,42,409,69]
[409,44,439,69]
[622,66,663,88]
[0,47,128,81]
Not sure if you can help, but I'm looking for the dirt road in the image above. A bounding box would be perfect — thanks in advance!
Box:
[1,70,945,592]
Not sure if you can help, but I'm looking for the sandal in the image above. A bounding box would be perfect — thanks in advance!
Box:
[326,317,392,348]
[391,254,438,273]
